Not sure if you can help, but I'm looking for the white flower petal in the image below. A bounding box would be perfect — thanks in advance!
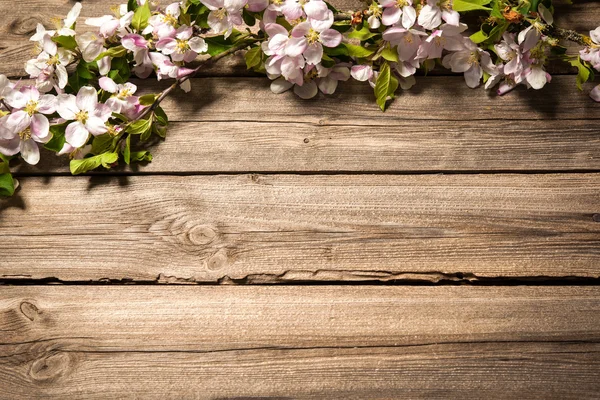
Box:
[20,138,40,165]
[65,121,90,148]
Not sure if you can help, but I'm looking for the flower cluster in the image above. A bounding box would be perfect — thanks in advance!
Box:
[0,0,598,197]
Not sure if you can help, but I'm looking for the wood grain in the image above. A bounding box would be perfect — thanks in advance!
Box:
[1,0,598,77]
[1,286,599,399]
[1,174,598,282]
[12,74,600,175]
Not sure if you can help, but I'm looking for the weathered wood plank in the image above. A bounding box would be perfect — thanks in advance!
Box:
[18,117,600,174]
[1,286,599,399]
[1,174,598,282]
[11,74,600,175]
[0,0,597,77]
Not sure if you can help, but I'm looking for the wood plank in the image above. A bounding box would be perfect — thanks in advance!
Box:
[1,286,599,398]
[13,74,600,175]
[1,174,598,282]
[1,0,597,77]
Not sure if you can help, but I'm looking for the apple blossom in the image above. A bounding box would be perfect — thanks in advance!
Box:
[291,20,342,65]
[85,10,134,38]
[380,0,416,29]
[56,86,112,148]
[417,0,459,31]
[200,0,246,39]
[156,26,208,63]
[26,35,73,92]
[443,38,496,88]
[580,27,600,71]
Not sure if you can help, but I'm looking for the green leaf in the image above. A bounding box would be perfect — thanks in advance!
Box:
[242,9,256,26]
[569,57,592,91]
[152,123,168,138]
[344,43,375,58]
[69,152,119,175]
[245,46,263,70]
[381,46,399,63]
[154,106,169,125]
[0,160,15,197]
[131,1,151,31]
[44,124,67,153]
[204,33,243,56]
[91,133,116,155]
[52,35,78,50]
[76,61,96,79]
[124,134,131,164]
[470,30,488,44]
[130,151,153,163]
[126,119,152,135]
[96,45,127,61]
[374,62,392,111]
[453,0,491,12]
[348,25,378,41]
[138,94,157,106]
[127,0,138,11]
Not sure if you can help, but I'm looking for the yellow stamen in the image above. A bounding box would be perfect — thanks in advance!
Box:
[19,127,32,141]
[306,29,320,45]
[25,100,38,116]
[75,110,89,124]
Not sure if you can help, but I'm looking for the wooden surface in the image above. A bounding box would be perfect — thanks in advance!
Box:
[1,0,600,398]
[2,286,600,399]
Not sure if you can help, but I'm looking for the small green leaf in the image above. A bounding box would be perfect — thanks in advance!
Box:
[569,57,592,91]
[130,151,153,163]
[44,124,67,153]
[0,160,15,197]
[348,25,378,41]
[381,46,399,63]
[131,1,151,31]
[344,43,375,58]
[70,152,119,175]
[96,45,128,61]
[127,0,138,11]
[126,119,152,135]
[242,9,256,26]
[245,46,263,70]
[154,106,169,125]
[470,30,488,44]
[374,62,392,111]
[52,35,78,50]
[124,134,131,165]
[91,133,116,155]
[138,94,157,106]
[453,0,491,12]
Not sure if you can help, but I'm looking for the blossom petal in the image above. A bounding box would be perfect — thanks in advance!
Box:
[590,85,600,102]
[30,114,50,142]
[285,36,307,57]
[99,77,119,93]
[37,94,57,114]
[56,94,79,120]
[0,136,20,156]
[65,121,90,148]
[401,6,416,29]
[303,43,323,65]
[189,37,208,53]
[317,76,338,94]
[293,81,318,99]
[319,29,342,47]
[381,7,401,26]
[270,77,294,94]
[20,138,40,165]
[464,65,482,88]
[417,5,441,30]
[85,116,109,136]
[351,65,373,81]
[303,0,329,20]
[76,86,99,112]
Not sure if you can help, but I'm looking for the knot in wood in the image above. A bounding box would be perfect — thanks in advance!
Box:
[10,16,39,36]
[20,301,40,322]
[30,352,70,383]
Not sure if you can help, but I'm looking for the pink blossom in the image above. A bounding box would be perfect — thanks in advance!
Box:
[200,0,246,39]
[417,0,459,30]
[383,27,427,62]
[25,35,73,92]
[99,77,139,116]
[56,86,112,148]
[156,26,208,63]
[580,27,600,71]
[380,0,416,29]
[85,10,134,38]
[291,20,342,65]
[351,65,374,81]
[0,86,55,164]
[271,63,350,99]
[122,34,154,78]
[416,23,466,60]
[443,38,496,88]
[590,85,600,102]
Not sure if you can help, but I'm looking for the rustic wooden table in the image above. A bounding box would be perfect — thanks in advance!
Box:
[1,0,599,398]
